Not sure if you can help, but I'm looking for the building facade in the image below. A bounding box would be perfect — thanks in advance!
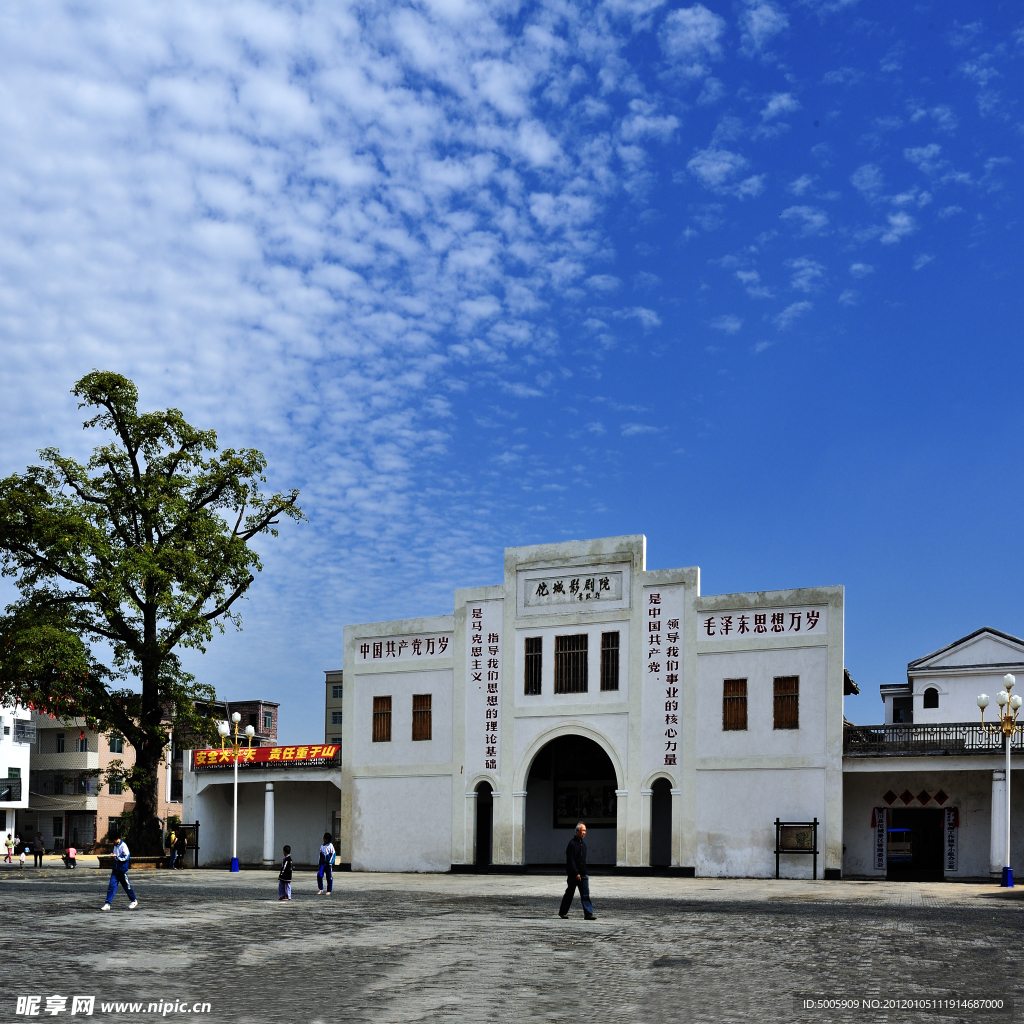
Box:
[1,703,32,837]
[325,671,343,747]
[337,535,846,876]
[843,627,1024,881]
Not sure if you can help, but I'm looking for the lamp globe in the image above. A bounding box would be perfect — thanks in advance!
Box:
[997,691,1009,707]
[244,725,255,737]
[978,694,991,709]
[1012,695,1022,711]
[231,712,242,724]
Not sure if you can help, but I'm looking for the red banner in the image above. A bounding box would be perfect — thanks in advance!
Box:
[193,744,338,767]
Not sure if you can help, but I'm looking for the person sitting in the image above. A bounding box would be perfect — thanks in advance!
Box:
[62,845,77,869]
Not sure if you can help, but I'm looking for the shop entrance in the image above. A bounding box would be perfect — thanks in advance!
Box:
[887,808,944,881]
[524,735,618,866]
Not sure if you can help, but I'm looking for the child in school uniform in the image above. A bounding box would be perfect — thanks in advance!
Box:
[317,832,336,895]
[278,845,293,901]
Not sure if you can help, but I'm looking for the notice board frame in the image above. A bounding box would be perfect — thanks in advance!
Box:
[774,818,819,880]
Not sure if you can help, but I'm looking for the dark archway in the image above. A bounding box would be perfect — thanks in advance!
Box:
[525,735,619,866]
[650,777,672,867]
[475,781,493,870]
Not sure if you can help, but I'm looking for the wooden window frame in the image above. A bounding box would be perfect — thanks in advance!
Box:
[555,634,589,694]
[722,678,748,731]
[524,637,542,696]
[600,632,620,691]
[412,694,432,741]
[372,695,392,742]
[773,676,799,730]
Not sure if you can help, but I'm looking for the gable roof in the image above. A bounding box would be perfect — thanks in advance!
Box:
[908,627,1024,676]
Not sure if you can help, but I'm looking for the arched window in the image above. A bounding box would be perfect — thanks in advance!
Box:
[923,687,939,709]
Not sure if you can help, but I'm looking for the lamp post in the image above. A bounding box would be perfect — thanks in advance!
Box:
[978,673,1023,887]
[218,713,256,872]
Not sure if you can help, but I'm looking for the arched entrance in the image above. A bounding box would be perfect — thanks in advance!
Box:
[475,781,493,870]
[525,735,619,866]
[650,777,672,867]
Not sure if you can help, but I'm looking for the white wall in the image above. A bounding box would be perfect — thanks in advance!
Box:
[912,673,1013,725]
[696,648,828,758]
[696,768,826,877]
[187,777,339,866]
[1,704,32,810]
[351,669,453,767]
[351,775,452,872]
[843,770,993,878]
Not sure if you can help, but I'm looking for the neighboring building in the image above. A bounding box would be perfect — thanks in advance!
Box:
[17,699,278,851]
[1,703,33,837]
[325,671,343,746]
[844,627,1024,881]
[337,535,846,876]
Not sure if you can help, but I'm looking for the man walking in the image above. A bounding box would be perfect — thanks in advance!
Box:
[32,832,44,867]
[168,828,177,870]
[102,835,138,911]
[558,823,596,920]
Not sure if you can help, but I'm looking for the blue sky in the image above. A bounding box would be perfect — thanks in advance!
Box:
[0,1,1021,738]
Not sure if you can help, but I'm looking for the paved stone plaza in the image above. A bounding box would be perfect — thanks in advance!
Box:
[2,866,1022,1023]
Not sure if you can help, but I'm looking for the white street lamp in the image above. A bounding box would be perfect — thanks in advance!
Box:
[219,713,254,873]
[979,673,1021,887]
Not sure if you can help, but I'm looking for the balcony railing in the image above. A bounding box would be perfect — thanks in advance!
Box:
[844,722,1024,758]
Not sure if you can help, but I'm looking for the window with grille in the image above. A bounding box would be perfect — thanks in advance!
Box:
[600,632,620,691]
[555,634,589,694]
[524,637,542,695]
[773,676,799,730]
[331,711,343,725]
[109,777,123,795]
[722,678,748,731]
[412,694,432,741]
[372,696,392,742]
[332,684,343,699]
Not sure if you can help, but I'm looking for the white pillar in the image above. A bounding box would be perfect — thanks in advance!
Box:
[262,783,275,866]
[991,770,1006,876]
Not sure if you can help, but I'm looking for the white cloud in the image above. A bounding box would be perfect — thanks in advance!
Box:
[787,257,824,292]
[938,206,964,219]
[773,301,812,330]
[616,306,662,329]
[849,263,874,277]
[710,314,743,333]
[687,148,764,198]
[850,163,884,197]
[621,422,660,436]
[753,340,772,354]
[736,269,773,298]
[913,253,934,270]
[780,205,829,236]
[660,4,727,77]
[586,275,622,292]
[740,1,788,54]
[788,174,816,196]
[881,211,917,244]
[904,144,944,176]
[838,290,857,306]
[761,92,800,121]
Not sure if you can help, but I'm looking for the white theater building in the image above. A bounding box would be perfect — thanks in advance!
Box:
[337,535,846,877]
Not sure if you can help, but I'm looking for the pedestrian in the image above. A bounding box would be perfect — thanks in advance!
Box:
[102,836,138,911]
[63,845,77,869]
[558,822,596,920]
[278,845,293,901]
[18,838,26,868]
[4,833,12,863]
[32,832,44,868]
[175,831,188,869]
[168,829,177,870]
[317,832,335,895]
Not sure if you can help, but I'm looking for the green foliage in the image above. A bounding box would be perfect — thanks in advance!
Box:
[0,371,303,850]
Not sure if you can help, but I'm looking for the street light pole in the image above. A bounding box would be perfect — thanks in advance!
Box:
[978,673,1022,887]
[218,713,256,873]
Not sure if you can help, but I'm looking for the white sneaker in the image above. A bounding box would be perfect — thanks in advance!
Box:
[128,900,138,909]
[101,904,111,911]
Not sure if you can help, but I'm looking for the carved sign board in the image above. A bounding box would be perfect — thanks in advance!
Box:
[517,564,630,615]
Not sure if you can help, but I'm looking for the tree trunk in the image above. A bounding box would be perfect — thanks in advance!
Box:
[130,631,165,856]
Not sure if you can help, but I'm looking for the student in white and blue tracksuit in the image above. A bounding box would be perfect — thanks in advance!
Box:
[316,833,336,895]
[102,838,138,911]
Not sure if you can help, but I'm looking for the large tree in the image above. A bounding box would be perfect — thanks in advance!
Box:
[0,372,302,852]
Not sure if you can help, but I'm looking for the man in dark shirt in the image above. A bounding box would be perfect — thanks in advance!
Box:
[559,823,596,920]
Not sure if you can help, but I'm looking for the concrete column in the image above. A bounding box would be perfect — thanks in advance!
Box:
[262,783,275,866]
[991,770,1006,876]
[670,788,682,868]
[640,788,653,867]
[464,791,477,865]
[615,790,628,866]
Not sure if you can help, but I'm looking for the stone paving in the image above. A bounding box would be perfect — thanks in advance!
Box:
[2,865,1022,1024]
